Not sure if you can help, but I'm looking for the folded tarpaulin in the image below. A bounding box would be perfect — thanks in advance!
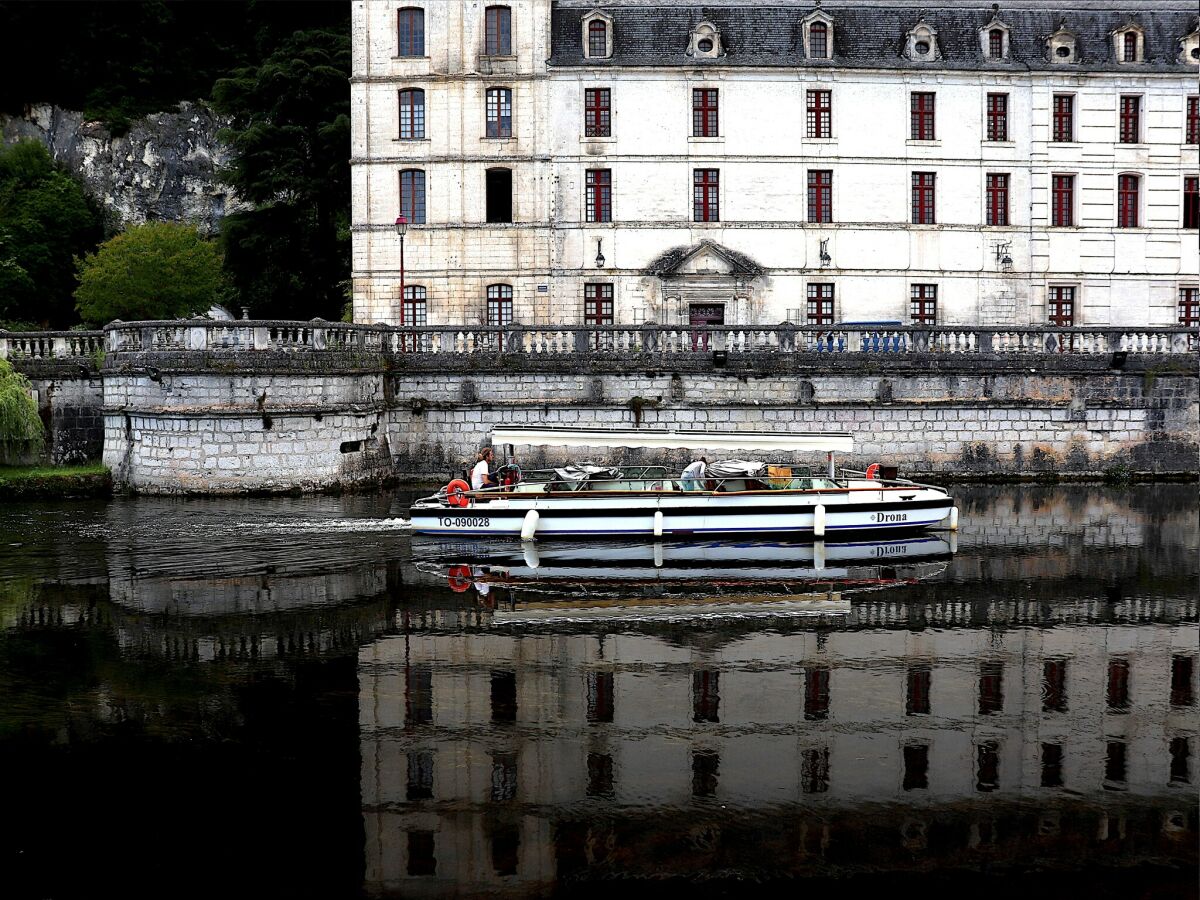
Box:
[553,464,622,484]
[706,460,769,478]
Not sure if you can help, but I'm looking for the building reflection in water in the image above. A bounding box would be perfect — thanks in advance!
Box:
[361,487,1198,896]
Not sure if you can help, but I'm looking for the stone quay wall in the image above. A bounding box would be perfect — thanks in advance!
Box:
[4,322,1197,493]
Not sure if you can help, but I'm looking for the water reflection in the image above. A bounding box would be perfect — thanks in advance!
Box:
[0,485,1194,897]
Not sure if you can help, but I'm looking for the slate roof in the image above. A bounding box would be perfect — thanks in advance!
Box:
[549,2,1200,72]
[645,240,764,277]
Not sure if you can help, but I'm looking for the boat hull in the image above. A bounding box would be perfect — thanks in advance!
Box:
[409,490,954,537]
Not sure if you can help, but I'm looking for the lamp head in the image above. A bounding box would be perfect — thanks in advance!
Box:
[394,216,408,237]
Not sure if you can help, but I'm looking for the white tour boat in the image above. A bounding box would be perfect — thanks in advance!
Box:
[409,427,958,539]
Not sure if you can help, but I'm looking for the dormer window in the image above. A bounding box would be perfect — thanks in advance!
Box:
[1113,25,1144,63]
[688,21,723,59]
[1180,27,1199,65]
[1047,25,1077,64]
[905,20,941,62]
[803,11,834,60]
[979,10,1012,60]
[582,9,613,60]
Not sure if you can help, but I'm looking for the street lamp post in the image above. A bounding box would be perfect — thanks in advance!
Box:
[395,215,408,326]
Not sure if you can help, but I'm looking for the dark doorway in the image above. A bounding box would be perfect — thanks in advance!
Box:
[486,168,512,223]
[689,303,724,350]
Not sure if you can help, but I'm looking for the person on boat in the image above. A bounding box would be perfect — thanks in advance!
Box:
[681,456,708,491]
[471,447,496,490]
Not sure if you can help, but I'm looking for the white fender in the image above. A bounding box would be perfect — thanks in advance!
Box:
[520,509,540,541]
[813,540,826,571]
[653,510,664,537]
[522,540,540,569]
[948,531,958,555]
[948,506,959,532]
[653,541,664,569]
[813,504,826,538]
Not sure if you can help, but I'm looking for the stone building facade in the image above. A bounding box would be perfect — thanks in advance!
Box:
[350,0,1200,329]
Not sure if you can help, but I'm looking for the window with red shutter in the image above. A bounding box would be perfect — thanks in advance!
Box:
[806,284,834,326]
[911,92,935,140]
[1117,173,1140,227]
[584,88,610,137]
[692,89,718,137]
[986,93,1008,141]
[1122,31,1138,62]
[912,172,935,224]
[1052,175,1074,227]
[397,8,425,57]
[1048,286,1075,327]
[1184,176,1199,229]
[1179,287,1199,327]
[988,28,1004,58]
[986,173,1009,226]
[1188,97,1200,145]
[486,284,514,326]
[1119,95,1140,143]
[398,89,425,140]
[693,169,719,221]
[910,285,937,325]
[807,170,832,223]
[1052,94,1074,142]
[485,6,512,56]
[806,90,831,138]
[585,169,611,223]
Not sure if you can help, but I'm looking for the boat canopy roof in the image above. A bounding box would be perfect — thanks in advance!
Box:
[490,427,854,454]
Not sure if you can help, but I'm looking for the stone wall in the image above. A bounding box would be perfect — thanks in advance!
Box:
[18,360,104,465]
[85,341,1196,493]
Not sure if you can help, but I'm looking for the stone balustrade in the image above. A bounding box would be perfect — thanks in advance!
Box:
[42,320,1193,357]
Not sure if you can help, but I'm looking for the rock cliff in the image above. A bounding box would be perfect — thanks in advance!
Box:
[0,102,248,234]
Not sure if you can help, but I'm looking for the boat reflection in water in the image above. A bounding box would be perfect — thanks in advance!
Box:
[365,529,1196,897]
[410,534,955,619]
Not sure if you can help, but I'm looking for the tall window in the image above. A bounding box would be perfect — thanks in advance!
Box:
[398,89,425,140]
[402,286,428,327]
[1048,286,1075,327]
[485,6,512,56]
[804,666,830,720]
[692,89,719,137]
[912,172,936,224]
[1119,95,1141,143]
[486,87,513,137]
[1117,174,1140,228]
[906,666,931,715]
[1188,97,1199,145]
[1105,741,1127,786]
[1041,743,1064,787]
[1172,655,1195,707]
[1107,659,1131,711]
[693,169,719,222]
[986,173,1009,226]
[407,831,436,876]
[588,19,607,57]
[976,741,1000,792]
[807,89,831,138]
[585,169,612,222]
[586,671,614,723]
[486,284,514,326]
[406,664,433,724]
[692,750,719,797]
[692,670,720,723]
[397,8,425,57]
[1122,31,1138,62]
[1052,174,1075,227]
[584,283,614,324]
[406,750,434,800]
[809,21,828,58]
[903,744,929,791]
[801,748,830,793]
[986,93,1008,141]
[398,169,426,224]
[807,284,834,326]
[584,88,610,137]
[1043,659,1068,711]
[587,752,614,797]
[988,28,1004,59]
[911,92,935,140]
[1179,287,1199,327]
[807,170,832,223]
[1170,737,1192,784]
[979,661,1003,714]
[911,284,937,325]
[485,168,512,223]
[1052,94,1074,142]
[1184,176,1199,229]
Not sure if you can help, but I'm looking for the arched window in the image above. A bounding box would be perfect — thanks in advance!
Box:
[588,20,607,57]
[485,87,512,137]
[398,169,426,224]
[1122,31,1138,62]
[398,89,425,139]
[486,284,514,326]
[988,28,1004,58]
[810,21,828,58]
[397,8,425,57]
[485,6,512,56]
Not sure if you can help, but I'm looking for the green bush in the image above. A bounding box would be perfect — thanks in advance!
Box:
[0,357,44,463]
[74,222,227,325]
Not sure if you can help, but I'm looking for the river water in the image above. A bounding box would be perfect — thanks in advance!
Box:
[0,485,1196,899]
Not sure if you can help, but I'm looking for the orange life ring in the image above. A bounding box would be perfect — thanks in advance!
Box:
[865,463,881,480]
[447,565,472,592]
[445,479,471,507]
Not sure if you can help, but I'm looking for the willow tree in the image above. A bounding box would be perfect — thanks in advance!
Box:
[0,357,43,463]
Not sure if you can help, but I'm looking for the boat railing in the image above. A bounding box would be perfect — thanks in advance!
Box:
[450,466,860,498]
[838,468,946,493]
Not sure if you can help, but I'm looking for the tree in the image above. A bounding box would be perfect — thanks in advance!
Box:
[0,357,43,463]
[74,222,227,325]
[0,141,102,327]
[213,28,350,320]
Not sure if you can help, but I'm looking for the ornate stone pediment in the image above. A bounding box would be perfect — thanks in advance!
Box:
[645,240,762,278]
